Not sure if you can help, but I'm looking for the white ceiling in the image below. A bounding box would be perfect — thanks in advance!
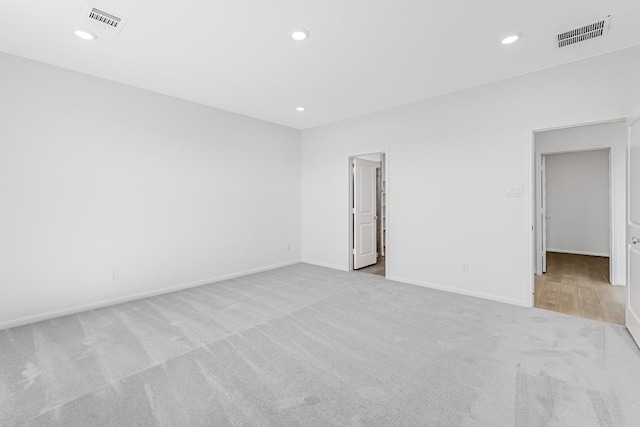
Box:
[1,0,639,130]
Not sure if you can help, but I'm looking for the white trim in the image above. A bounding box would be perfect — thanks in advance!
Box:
[533,143,616,285]
[300,260,349,271]
[0,259,301,331]
[608,147,616,285]
[529,131,536,307]
[348,149,389,274]
[534,118,625,134]
[546,248,610,257]
[535,152,544,276]
[387,275,530,308]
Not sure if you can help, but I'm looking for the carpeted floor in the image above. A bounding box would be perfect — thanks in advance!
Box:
[1,264,639,426]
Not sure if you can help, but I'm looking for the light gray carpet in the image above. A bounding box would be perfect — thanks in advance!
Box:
[1,264,639,426]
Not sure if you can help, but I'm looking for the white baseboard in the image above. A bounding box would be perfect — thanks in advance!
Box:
[0,259,302,331]
[386,275,530,308]
[300,259,349,271]
[299,263,529,308]
[546,248,609,257]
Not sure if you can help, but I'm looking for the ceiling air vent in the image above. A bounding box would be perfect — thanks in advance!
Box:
[84,4,127,33]
[557,16,610,48]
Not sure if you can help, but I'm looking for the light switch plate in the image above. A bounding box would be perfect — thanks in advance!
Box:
[505,186,523,197]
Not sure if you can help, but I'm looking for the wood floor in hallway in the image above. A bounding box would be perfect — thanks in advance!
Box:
[534,252,626,325]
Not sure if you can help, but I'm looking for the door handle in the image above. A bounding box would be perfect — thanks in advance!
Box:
[545,216,550,220]
[633,237,640,245]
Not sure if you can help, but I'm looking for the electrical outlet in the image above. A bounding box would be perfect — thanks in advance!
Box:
[111,268,119,281]
[461,262,469,273]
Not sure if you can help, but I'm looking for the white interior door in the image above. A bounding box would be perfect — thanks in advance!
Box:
[627,118,640,345]
[536,154,547,275]
[353,158,378,269]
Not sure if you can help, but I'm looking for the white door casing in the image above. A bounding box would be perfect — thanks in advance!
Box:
[542,155,548,274]
[353,158,378,269]
[536,154,547,275]
[627,118,640,346]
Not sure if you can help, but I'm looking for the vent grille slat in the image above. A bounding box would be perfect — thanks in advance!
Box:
[557,16,610,48]
[88,8,121,28]
[84,4,126,33]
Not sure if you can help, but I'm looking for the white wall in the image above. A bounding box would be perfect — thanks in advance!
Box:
[545,149,611,257]
[0,53,301,329]
[301,46,640,307]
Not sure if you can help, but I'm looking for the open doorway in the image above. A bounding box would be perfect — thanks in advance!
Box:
[533,121,627,325]
[349,152,386,277]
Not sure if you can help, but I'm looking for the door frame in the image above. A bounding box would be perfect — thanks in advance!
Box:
[348,150,389,272]
[535,153,547,276]
[535,148,613,278]
[530,119,625,308]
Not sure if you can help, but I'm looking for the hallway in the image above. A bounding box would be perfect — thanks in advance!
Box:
[534,252,626,325]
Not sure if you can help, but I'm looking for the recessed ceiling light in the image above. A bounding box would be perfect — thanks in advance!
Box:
[296,106,305,112]
[501,34,521,45]
[74,30,97,40]
[291,29,309,41]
